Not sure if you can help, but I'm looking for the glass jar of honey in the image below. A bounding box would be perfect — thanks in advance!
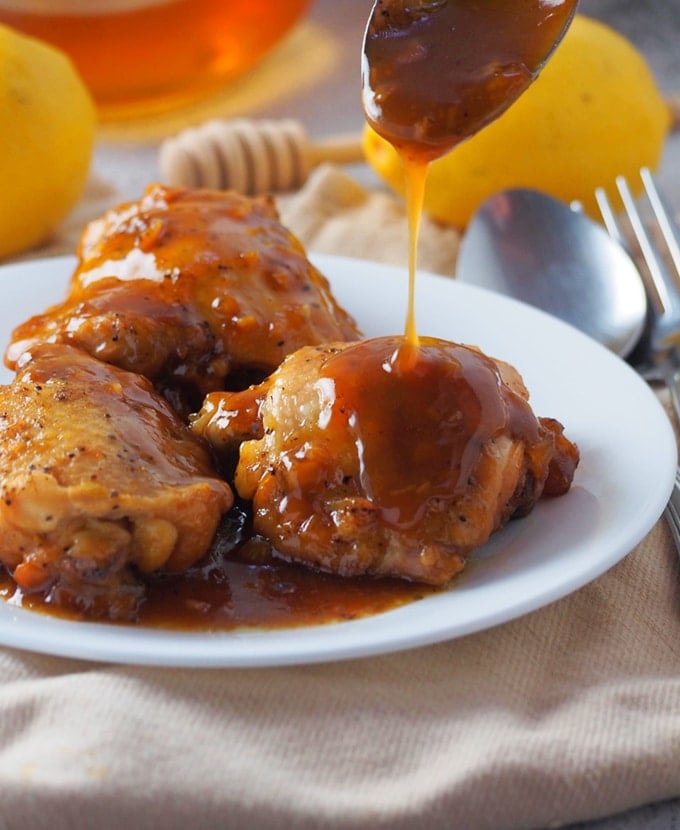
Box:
[0,0,312,119]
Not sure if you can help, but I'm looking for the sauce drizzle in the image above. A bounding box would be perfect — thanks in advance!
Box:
[362,0,578,342]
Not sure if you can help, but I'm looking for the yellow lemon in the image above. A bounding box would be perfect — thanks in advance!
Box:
[0,24,95,260]
[363,15,671,226]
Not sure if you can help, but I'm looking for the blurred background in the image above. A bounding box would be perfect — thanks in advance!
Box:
[87,0,680,209]
[0,0,677,269]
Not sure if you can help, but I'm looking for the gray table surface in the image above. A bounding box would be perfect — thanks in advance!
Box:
[94,2,680,828]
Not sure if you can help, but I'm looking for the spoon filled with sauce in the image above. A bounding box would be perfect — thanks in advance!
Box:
[362,0,579,347]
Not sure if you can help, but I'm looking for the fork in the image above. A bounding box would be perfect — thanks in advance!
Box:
[594,168,680,548]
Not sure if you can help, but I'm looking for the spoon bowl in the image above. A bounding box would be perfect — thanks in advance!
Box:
[456,188,648,358]
[362,0,578,161]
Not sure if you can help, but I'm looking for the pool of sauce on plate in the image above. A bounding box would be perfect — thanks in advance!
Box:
[0,504,435,630]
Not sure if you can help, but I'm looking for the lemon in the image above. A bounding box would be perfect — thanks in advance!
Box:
[363,15,671,226]
[0,24,95,260]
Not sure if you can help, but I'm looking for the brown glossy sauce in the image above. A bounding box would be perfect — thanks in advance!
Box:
[362,0,577,342]
[6,185,360,415]
[320,336,541,530]
[146,547,433,631]
[1,505,435,629]
[362,0,577,161]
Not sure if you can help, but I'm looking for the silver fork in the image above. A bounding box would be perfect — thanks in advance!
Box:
[594,168,680,549]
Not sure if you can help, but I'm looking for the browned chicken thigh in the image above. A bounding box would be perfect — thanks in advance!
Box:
[6,184,360,412]
[0,344,233,620]
[192,336,579,586]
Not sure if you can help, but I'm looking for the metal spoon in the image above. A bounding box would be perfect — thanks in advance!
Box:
[455,188,648,358]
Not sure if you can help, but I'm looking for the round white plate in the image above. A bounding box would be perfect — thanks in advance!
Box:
[0,253,674,667]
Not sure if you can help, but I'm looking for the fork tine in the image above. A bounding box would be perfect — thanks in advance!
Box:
[595,179,663,317]
[596,171,680,334]
[640,167,680,280]
[615,173,675,316]
[594,185,626,247]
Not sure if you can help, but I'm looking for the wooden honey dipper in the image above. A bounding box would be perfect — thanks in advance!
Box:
[159,118,364,195]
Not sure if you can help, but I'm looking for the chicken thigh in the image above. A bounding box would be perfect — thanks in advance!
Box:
[191,336,579,586]
[0,344,233,619]
[6,184,360,413]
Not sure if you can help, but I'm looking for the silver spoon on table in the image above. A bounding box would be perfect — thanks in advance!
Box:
[455,187,647,358]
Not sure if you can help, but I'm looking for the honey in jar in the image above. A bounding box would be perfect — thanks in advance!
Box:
[0,0,312,118]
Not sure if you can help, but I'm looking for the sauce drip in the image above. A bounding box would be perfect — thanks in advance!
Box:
[362,0,577,343]
[403,160,426,346]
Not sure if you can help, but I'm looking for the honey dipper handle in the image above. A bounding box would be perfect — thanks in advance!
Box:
[159,118,364,196]
[305,133,364,167]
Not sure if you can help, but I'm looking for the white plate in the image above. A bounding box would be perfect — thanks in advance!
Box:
[0,253,674,667]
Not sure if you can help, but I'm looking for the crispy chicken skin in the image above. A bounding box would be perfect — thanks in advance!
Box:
[0,344,233,620]
[191,336,579,586]
[5,184,360,411]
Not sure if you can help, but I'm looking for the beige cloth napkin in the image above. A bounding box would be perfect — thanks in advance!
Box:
[1,166,680,830]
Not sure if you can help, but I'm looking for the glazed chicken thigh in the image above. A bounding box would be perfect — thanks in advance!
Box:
[192,336,579,586]
[0,344,233,619]
[6,184,360,412]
